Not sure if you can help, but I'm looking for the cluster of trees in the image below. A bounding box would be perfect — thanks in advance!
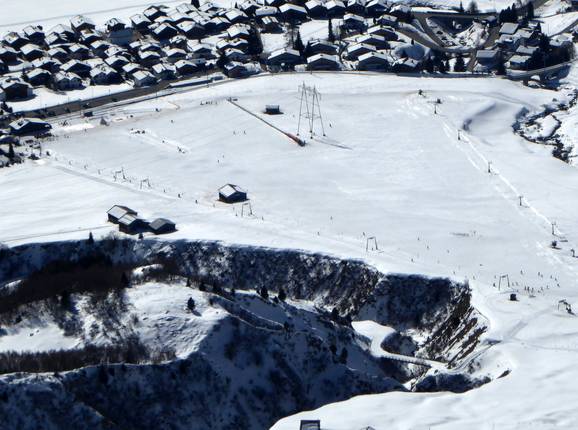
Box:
[499,4,520,24]
[0,336,175,374]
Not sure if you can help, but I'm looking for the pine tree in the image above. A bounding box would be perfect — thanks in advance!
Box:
[87,231,94,244]
[496,54,506,75]
[191,0,200,8]
[454,54,466,72]
[216,51,227,69]
[259,286,269,299]
[8,142,15,160]
[294,31,305,56]
[187,297,195,311]
[121,272,130,288]
[527,2,534,20]
[458,1,464,13]
[278,288,286,301]
[328,19,335,43]
[467,0,479,14]
[339,347,348,364]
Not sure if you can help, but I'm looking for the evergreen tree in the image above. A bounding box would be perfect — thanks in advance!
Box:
[527,2,534,20]
[423,57,434,73]
[121,272,130,288]
[216,51,227,69]
[278,287,287,301]
[328,19,335,43]
[511,4,518,22]
[199,282,206,292]
[467,0,479,14]
[339,347,348,364]
[186,278,191,287]
[454,54,466,72]
[187,297,195,311]
[458,1,464,12]
[8,142,15,159]
[87,231,94,244]
[496,54,506,75]
[191,0,200,8]
[259,286,269,299]
[293,31,305,56]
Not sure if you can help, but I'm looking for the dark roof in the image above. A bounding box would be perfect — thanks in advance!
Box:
[149,218,175,231]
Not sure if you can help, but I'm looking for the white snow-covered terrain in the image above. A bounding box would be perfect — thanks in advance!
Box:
[1,71,578,429]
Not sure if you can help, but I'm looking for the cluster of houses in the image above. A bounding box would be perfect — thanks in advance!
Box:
[476,20,574,72]
[107,205,177,235]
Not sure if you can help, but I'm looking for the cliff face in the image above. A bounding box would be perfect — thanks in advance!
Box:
[0,239,487,430]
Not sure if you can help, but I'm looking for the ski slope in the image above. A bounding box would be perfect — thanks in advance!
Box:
[2,72,578,429]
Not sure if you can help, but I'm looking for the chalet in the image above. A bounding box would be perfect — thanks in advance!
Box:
[345,43,375,60]
[136,42,162,54]
[261,17,282,33]
[106,18,126,33]
[206,17,230,33]
[219,184,247,203]
[377,13,398,27]
[0,46,18,63]
[279,4,308,22]
[305,0,326,18]
[22,26,45,44]
[343,13,366,32]
[69,44,90,60]
[61,60,92,78]
[357,51,389,70]
[122,62,142,76]
[224,9,249,24]
[143,6,167,22]
[91,40,113,58]
[497,34,521,50]
[108,20,134,46]
[300,420,321,430]
[175,59,198,75]
[368,25,398,41]
[118,213,147,235]
[347,0,366,15]
[499,23,519,35]
[169,35,189,50]
[3,32,29,50]
[54,71,83,90]
[265,0,285,7]
[80,31,102,45]
[131,14,152,32]
[152,62,177,80]
[152,23,179,41]
[267,48,302,67]
[71,15,95,33]
[90,65,121,85]
[131,69,157,87]
[50,24,76,42]
[515,45,538,57]
[149,218,177,234]
[265,104,281,114]
[177,21,205,39]
[217,38,249,52]
[551,34,573,49]
[307,53,340,70]
[106,205,138,224]
[176,3,196,14]
[104,45,128,59]
[20,44,44,61]
[169,13,194,26]
[45,32,67,47]
[306,40,338,55]
[164,47,187,63]
[393,42,427,61]
[0,78,32,100]
[224,48,250,62]
[392,57,420,72]
[326,0,346,17]
[475,49,500,68]
[255,6,280,17]
[390,4,411,19]
[224,61,250,78]
[9,118,51,136]
[366,0,390,17]
[32,57,61,73]
[356,34,388,49]
[106,55,130,70]
[240,1,260,16]
[26,68,52,86]
[0,60,6,74]
[189,42,215,59]
[227,24,251,40]
[48,47,68,62]
[507,54,530,70]
[138,50,161,67]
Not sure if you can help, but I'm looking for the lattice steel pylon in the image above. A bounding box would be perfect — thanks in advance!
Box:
[297,83,326,138]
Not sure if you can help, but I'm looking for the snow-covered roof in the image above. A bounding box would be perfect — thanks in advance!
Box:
[219,183,246,198]
[499,23,519,35]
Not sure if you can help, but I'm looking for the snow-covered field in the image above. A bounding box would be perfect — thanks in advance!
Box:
[3,67,578,428]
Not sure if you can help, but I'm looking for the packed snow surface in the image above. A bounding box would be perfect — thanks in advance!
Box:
[2,71,578,429]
